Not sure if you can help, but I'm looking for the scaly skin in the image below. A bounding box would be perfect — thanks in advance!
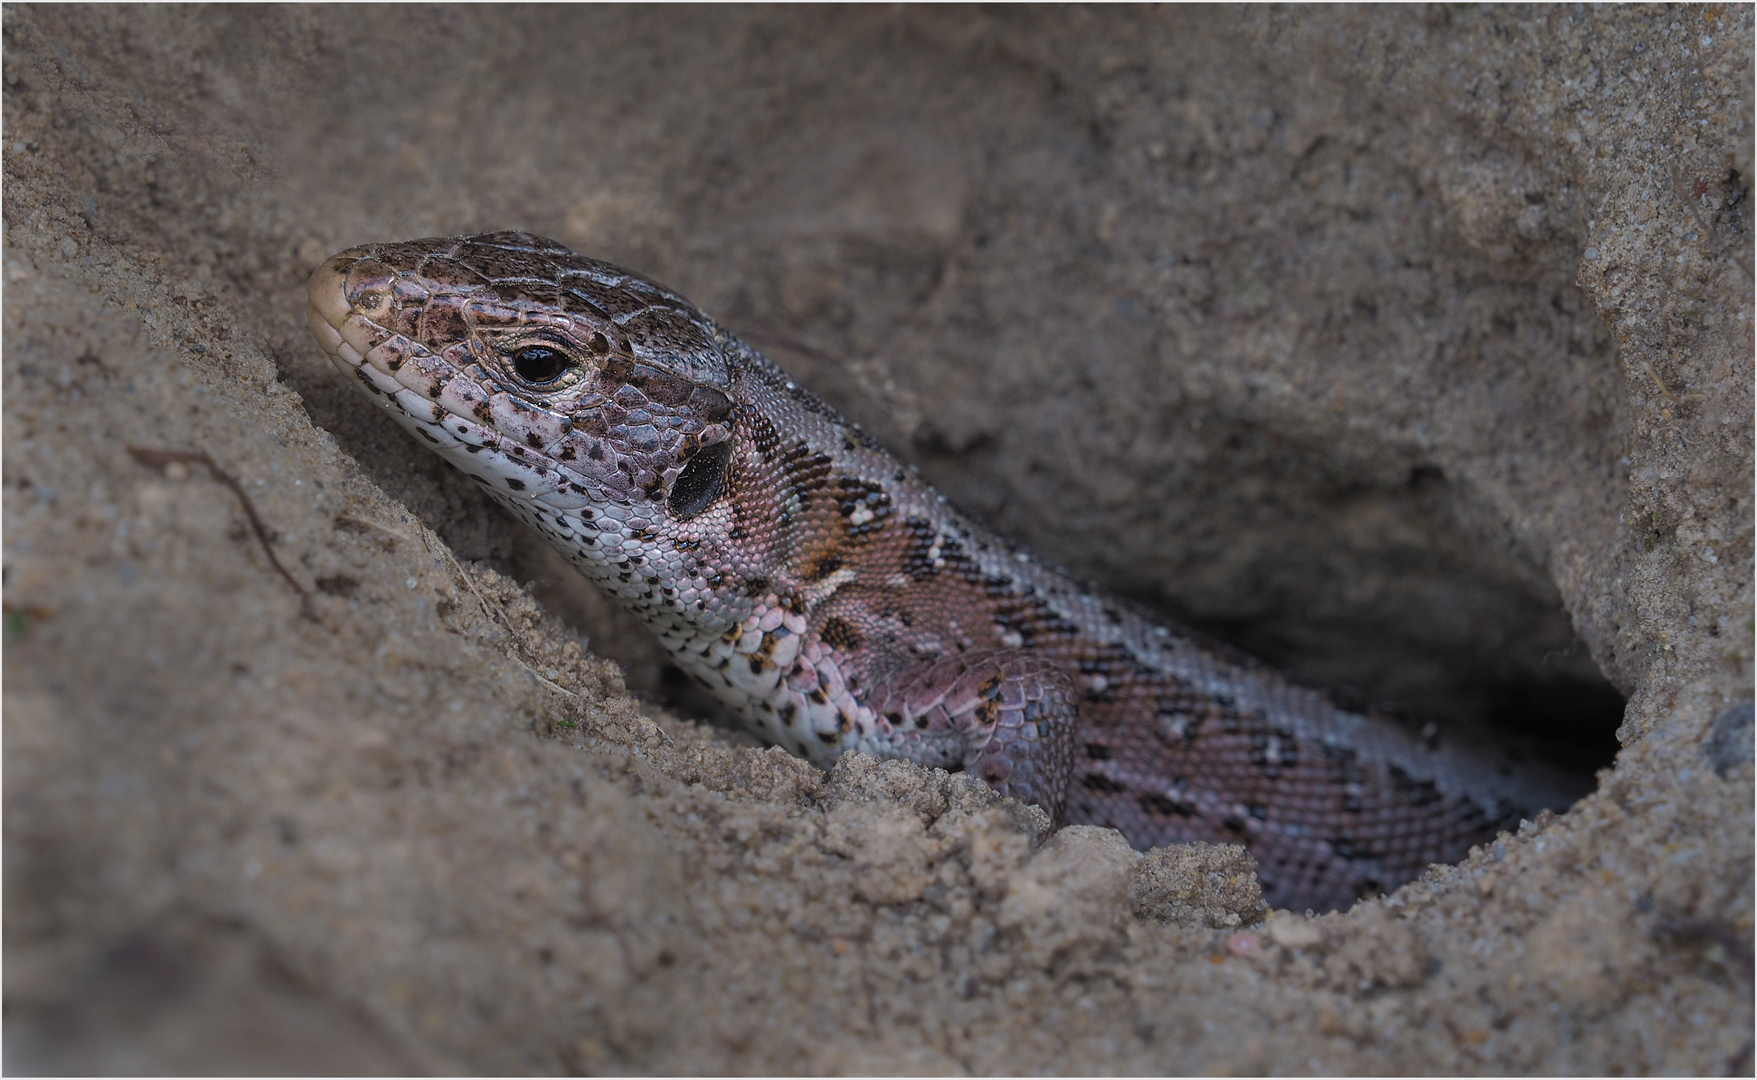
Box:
[307,232,1583,912]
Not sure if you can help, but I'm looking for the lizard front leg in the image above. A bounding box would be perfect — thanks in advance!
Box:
[865,650,1079,823]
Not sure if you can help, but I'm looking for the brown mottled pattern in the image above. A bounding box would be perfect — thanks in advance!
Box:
[307,232,1586,912]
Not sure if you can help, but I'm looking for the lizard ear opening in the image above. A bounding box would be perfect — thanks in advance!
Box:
[668,439,732,520]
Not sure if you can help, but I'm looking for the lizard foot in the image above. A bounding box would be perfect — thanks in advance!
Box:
[867,650,1078,823]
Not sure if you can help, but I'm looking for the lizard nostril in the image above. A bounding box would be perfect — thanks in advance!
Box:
[340,258,397,316]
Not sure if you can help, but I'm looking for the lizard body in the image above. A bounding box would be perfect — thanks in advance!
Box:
[308,231,1582,912]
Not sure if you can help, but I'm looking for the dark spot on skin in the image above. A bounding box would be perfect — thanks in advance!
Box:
[526,432,544,449]
[816,731,838,745]
[1387,765,1443,808]
[820,617,861,652]
[668,439,731,520]
[779,703,797,726]
[1081,774,1125,794]
[1084,743,1111,760]
[506,478,526,491]
[748,656,765,675]
[1138,793,1190,818]
[805,552,843,582]
[744,577,770,597]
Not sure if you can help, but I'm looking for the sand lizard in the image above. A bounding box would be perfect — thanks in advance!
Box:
[307,231,1582,912]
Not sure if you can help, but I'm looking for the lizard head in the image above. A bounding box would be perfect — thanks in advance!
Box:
[306,232,740,526]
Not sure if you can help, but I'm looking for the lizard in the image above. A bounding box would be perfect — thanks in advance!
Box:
[305,231,1586,913]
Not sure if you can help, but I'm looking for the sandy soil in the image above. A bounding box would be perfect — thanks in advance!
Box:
[3,6,1751,1074]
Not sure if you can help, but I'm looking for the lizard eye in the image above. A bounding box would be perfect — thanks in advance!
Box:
[510,344,572,386]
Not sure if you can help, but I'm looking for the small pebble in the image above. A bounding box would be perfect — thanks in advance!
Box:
[1226,931,1262,958]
